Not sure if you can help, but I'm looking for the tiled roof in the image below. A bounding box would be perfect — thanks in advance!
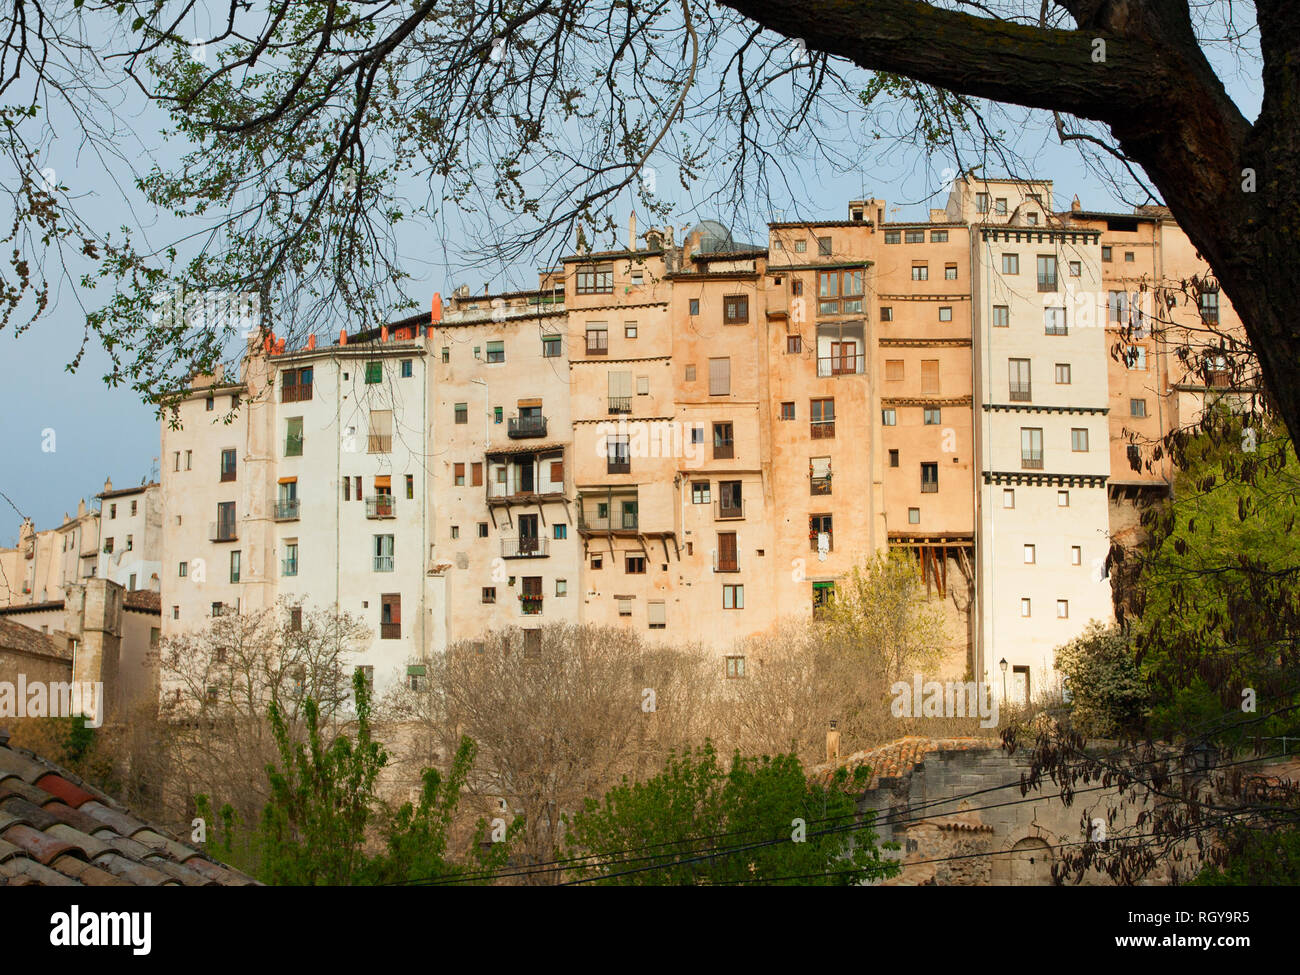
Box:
[0,727,257,886]
[808,735,1000,791]
[122,589,162,613]
[0,619,69,663]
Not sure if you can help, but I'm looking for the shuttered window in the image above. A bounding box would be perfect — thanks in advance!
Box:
[921,360,940,394]
[708,357,731,396]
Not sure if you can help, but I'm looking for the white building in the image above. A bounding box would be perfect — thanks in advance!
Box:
[95,480,162,593]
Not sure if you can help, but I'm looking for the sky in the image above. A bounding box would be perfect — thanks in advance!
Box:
[0,5,1263,544]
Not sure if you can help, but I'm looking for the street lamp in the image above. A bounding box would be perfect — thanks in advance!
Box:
[999,658,1008,705]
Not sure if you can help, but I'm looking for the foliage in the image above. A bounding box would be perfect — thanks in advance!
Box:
[1191,827,1300,886]
[1053,622,1148,737]
[563,741,897,886]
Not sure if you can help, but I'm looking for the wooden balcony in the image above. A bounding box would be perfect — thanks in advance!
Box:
[281,383,313,403]
[715,500,745,521]
[816,353,865,377]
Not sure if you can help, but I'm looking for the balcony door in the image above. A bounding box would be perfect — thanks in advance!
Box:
[516,458,535,494]
[518,514,539,554]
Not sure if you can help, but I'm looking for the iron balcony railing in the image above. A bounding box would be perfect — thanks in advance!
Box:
[1009,383,1032,402]
[366,496,396,519]
[810,531,834,552]
[519,594,544,615]
[608,396,632,415]
[816,353,865,377]
[508,414,548,438]
[273,499,300,521]
[606,457,631,474]
[502,536,549,558]
[921,480,939,494]
[281,558,298,576]
[209,521,238,542]
[810,420,836,439]
[373,555,394,572]
[586,334,609,355]
[1021,453,1044,470]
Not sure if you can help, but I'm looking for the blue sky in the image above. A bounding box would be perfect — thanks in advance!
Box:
[0,10,1262,543]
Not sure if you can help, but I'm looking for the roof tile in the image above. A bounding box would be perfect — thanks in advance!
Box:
[1,823,82,865]
[94,852,177,887]
[0,795,60,831]
[35,772,97,808]
[49,854,129,886]
[78,800,149,837]
[0,747,49,784]
[46,824,115,860]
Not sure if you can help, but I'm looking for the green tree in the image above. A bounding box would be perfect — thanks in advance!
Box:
[1053,622,1148,737]
[563,742,898,886]
[1191,827,1300,886]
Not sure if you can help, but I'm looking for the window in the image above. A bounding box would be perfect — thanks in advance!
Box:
[791,279,803,296]
[575,263,613,294]
[1009,358,1031,402]
[786,335,802,354]
[725,656,746,678]
[780,402,795,421]
[591,554,603,570]
[1071,428,1090,452]
[1002,253,1019,274]
[585,324,609,355]
[1021,427,1044,469]
[817,269,864,314]
[220,448,237,481]
[407,473,416,498]
[206,396,214,412]
[723,294,749,324]
[992,305,1009,327]
[718,480,743,518]
[454,402,468,424]
[1003,489,1015,508]
[648,600,666,629]
[400,359,413,378]
[712,422,734,459]
[932,230,949,243]
[1101,245,1112,262]
[215,501,236,540]
[1128,347,1147,370]
[1025,212,1039,226]
[923,407,941,425]
[1057,599,1069,619]
[911,264,929,281]
[975,192,989,213]
[1036,255,1058,292]
[1069,261,1081,277]
[285,417,304,457]
[938,306,952,322]
[921,462,938,493]
[471,463,483,487]
[885,359,904,382]
[380,594,401,638]
[889,449,899,468]
[556,579,567,597]
[172,605,180,620]
[1130,398,1148,418]
[1024,544,1036,564]
[607,434,631,473]
[908,507,920,524]
[1021,598,1031,618]
[616,596,633,618]
[282,541,298,577]
[1199,289,1220,324]
[626,555,646,574]
[1107,290,1128,324]
[477,522,489,538]
[368,410,393,452]
[880,306,893,322]
[185,450,192,470]
[126,535,133,551]
[810,513,833,551]
[365,361,382,384]
[944,264,957,280]
[904,229,924,244]
[817,236,832,256]
[104,537,114,554]
[723,584,745,609]
[1071,545,1082,566]
[884,231,901,244]
[1124,251,1135,263]
[179,561,188,578]
[625,323,638,339]
[811,398,835,438]
[1044,307,1067,335]
[542,334,562,357]
[441,346,450,363]
[482,587,496,604]
[230,550,241,583]
[708,357,731,396]
[1058,490,1070,507]
[882,408,896,426]
[494,406,504,424]
[454,463,465,486]
[690,426,705,445]
[921,359,940,394]
[1055,363,1072,384]
[486,340,505,363]
[994,197,1007,215]
[689,299,700,316]
[173,452,180,472]
[131,500,137,516]
[554,524,567,540]
[373,534,395,572]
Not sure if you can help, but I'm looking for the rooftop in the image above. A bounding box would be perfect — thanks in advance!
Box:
[808,735,1000,792]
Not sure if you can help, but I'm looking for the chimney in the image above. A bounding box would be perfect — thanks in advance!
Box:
[307,334,317,350]
[339,329,348,346]
[826,720,841,764]
[381,325,389,343]
[1071,195,1082,213]
[103,476,113,495]
[629,211,638,251]
[431,292,443,324]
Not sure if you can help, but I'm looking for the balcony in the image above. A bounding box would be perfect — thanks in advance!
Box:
[373,555,394,572]
[714,555,739,573]
[715,500,745,521]
[508,414,548,439]
[608,396,632,415]
[367,434,392,453]
[1037,278,1058,293]
[366,496,396,519]
[380,622,401,639]
[810,420,836,439]
[585,336,609,356]
[810,475,832,496]
[921,481,938,494]
[713,442,735,460]
[281,383,313,403]
[519,594,544,615]
[281,558,298,576]
[816,353,865,377]
[220,467,236,483]
[1021,453,1044,470]
[209,521,238,542]
[1009,383,1032,403]
[810,532,834,552]
[606,458,631,475]
[503,536,549,558]
[578,489,640,533]
[273,499,300,521]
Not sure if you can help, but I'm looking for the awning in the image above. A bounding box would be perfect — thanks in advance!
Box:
[277,476,297,484]
[375,475,391,489]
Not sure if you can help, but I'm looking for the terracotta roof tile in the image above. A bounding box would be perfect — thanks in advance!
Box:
[34,773,96,808]
[122,589,162,613]
[0,728,257,886]
[0,618,71,662]
[808,735,1001,791]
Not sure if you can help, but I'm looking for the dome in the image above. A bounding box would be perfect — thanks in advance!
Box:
[688,219,734,254]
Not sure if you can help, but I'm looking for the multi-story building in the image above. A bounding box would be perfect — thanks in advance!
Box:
[96,479,162,593]
[0,503,99,607]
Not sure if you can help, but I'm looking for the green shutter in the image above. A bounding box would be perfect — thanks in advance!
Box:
[365,361,382,383]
